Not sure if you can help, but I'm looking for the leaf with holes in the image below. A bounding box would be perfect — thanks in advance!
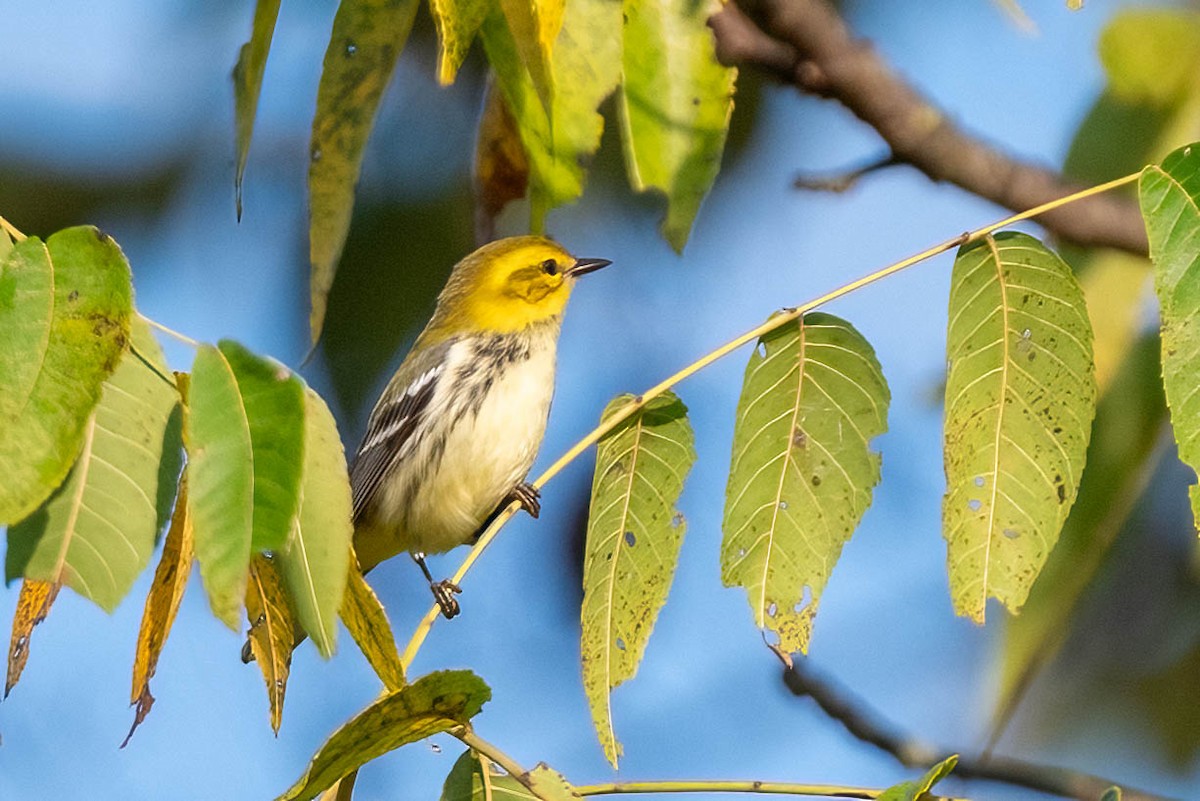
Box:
[619,0,736,250]
[277,670,491,801]
[7,316,183,612]
[581,392,694,768]
[1139,142,1200,533]
[722,313,889,654]
[277,388,352,658]
[233,0,282,218]
[308,0,420,344]
[0,228,133,524]
[943,232,1096,623]
[993,335,1165,739]
[246,553,295,734]
[479,0,621,228]
[6,579,60,697]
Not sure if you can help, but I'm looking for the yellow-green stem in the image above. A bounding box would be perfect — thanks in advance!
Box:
[398,171,1142,672]
[574,779,881,798]
[0,215,26,241]
[140,313,202,348]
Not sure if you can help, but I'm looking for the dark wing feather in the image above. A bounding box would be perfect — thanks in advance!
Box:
[349,345,449,523]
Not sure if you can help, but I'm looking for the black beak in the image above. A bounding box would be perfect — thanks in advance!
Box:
[567,257,612,277]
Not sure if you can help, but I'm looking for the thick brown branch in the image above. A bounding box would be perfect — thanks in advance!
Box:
[710,0,1149,256]
[780,657,1177,801]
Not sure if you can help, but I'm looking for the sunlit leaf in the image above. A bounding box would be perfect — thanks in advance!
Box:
[219,339,306,552]
[474,75,530,240]
[498,0,563,111]
[943,233,1096,623]
[618,0,736,250]
[341,562,405,691]
[722,313,889,654]
[1100,10,1200,107]
[246,553,295,734]
[0,225,12,260]
[7,317,183,612]
[525,765,580,800]
[316,774,357,801]
[581,391,694,768]
[5,579,60,697]
[430,0,492,84]
[187,344,254,629]
[877,755,958,801]
[308,0,420,345]
[0,228,133,525]
[233,0,283,220]
[480,0,621,227]
[277,388,352,658]
[993,336,1165,740]
[1139,143,1200,533]
[126,466,194,747]
[441,750,536,801]
[277,670,491,801]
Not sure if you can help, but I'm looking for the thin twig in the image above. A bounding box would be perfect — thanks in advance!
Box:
[398,173,1139,671]
[777,653,1176,801]
[709,0,1149,257]
[452,725,538,794]
[140,313,201,349]
[574,779,882,797]
[793,155,899,193]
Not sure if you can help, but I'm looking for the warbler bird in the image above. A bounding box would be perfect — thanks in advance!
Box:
[349,235,610,618]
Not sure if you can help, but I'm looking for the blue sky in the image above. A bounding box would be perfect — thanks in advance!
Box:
[1,1,1196,799]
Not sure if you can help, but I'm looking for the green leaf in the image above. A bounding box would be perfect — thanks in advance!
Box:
[430,0,492,84]
[876,755,958,801]
[341,563,405,691]
[1099,10,1200,107]
[0,228,133,525]
[943,232,1097,623]
[479,0,621,228]
[187,344,254,629]
[245,553,294,734]
[993,335,1165,737]
[1139,143,1200,532]
[618,0,736,250]
[581,391,695,768]
[6,317,181,612]
[442,750,536,801]
[497,0,563,111]
[233,0,283,219]
[721,313,889,654]
[277,388,352,658]
[308,0,420,345]
[218,339,306,551]
[277,670,491,801]
[1100,788,1123,801]
[525,765,580,800]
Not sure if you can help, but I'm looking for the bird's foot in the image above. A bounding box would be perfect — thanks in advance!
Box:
[507,481,541,518]
[431,579,462,619]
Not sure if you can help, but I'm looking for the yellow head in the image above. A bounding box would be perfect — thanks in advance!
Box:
[421,236,610,341]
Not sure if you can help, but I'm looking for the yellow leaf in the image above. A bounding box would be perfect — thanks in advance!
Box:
[246,553,296,734]
[498,0,564,111]
[124,470,194,747]
[5,579,60,697]
[340,560,405,691]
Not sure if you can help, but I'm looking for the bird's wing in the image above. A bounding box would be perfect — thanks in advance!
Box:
[349,341,453,523]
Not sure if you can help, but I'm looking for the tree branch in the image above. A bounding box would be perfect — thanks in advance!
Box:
[776,653,1177,801]
[709,0,1149,257]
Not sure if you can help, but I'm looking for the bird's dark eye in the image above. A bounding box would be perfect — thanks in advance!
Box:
[540,258,558,275]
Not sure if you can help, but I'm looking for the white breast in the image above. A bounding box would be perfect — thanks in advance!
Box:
[396,334,558,554]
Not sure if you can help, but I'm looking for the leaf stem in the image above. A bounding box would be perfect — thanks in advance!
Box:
[398,171,1141,671]
[0,215,26,241]
[452,726,536,791]
[573,779,882,797]
[140,313,202,349]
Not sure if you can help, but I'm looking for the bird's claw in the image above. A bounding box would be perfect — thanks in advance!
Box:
[432,579,462,619]
[509,481,541,519]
